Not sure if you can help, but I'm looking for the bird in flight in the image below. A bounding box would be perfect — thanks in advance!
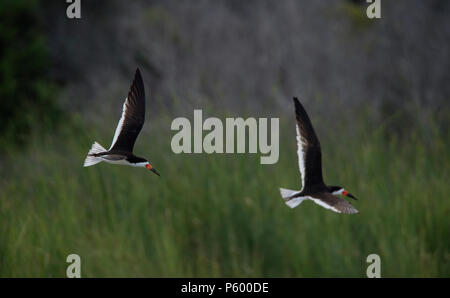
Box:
[279,97,358,214]
[83,68,160,176]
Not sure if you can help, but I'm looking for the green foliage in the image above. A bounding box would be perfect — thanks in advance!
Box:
[0,0,61,146]
[0,116,448,277]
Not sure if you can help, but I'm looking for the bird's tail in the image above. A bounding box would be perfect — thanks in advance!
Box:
[279,188,306,208]
[83,141,106,167]
[280,188,299,199]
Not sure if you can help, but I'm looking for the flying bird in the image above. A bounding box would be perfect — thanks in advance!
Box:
[279,98,358,214]
[83,68,160,176]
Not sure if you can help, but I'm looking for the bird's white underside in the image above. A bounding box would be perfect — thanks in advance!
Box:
[100,158,131,166]
[279,188,341,213]
[84,141,148,168]
[99,159,147,167]
[109,98,128,150]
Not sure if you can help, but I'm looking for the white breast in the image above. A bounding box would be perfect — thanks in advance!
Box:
[100,157,132,166]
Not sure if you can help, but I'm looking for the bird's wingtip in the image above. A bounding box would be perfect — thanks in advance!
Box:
[133,67,144,86]
[348,207,359,214]
[293,97,302,107]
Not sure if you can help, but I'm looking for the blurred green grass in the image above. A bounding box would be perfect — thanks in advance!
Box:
[0,114,448,277]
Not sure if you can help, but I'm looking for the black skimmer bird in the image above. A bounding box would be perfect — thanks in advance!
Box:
[83,68,160,176]
[279,98,358,214]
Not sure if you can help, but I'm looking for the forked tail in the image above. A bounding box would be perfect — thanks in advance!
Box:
[83,141,106,167]
[279,188,306,209]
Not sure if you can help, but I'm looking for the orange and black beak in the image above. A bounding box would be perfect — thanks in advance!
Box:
[342,190,358,200]
[150,167,160,176]
[347,193,357,200]
[146,164,160,176]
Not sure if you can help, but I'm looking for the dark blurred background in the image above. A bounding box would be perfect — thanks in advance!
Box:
[2,0,449,145]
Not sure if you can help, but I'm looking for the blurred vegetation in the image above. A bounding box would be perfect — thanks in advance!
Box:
[39,1,450,120]
[0,0,61,148]
[0,114,448,277]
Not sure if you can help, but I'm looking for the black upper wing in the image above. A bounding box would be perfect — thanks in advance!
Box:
[109,68,146,152]
[293,97,324,188]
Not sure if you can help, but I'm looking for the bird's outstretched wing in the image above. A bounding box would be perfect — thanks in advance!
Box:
[309,192,358,214]
[293,97,324,188]
[109,68,146,152]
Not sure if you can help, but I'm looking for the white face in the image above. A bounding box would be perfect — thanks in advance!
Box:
[135,161,149,168]
[332,188,345,196]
